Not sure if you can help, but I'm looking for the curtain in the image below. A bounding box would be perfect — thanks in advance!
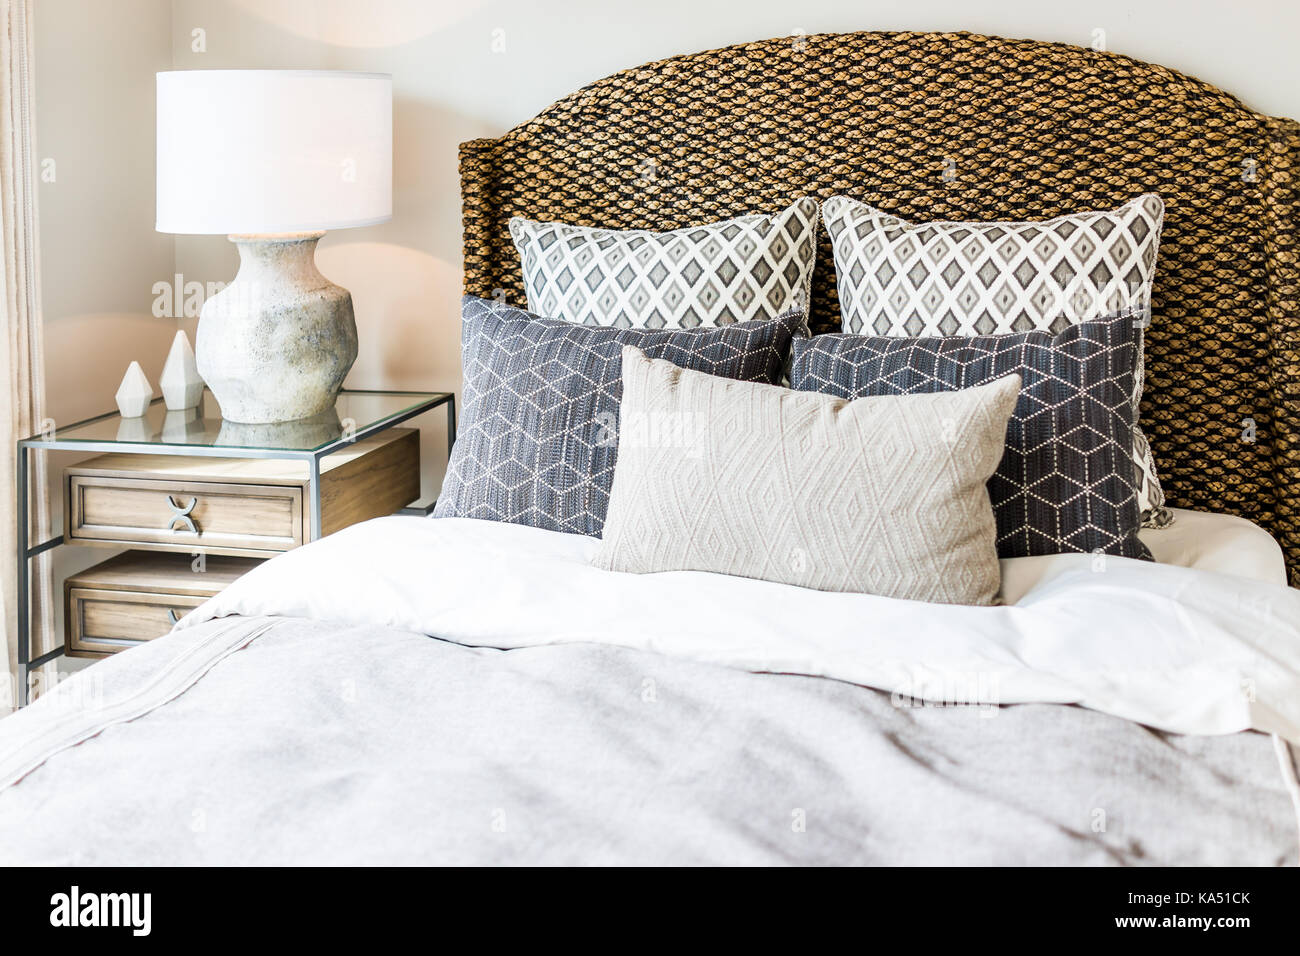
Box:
[1,0,52,711]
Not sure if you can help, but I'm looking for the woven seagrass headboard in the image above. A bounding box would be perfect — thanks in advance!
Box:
[460,30,1300,586]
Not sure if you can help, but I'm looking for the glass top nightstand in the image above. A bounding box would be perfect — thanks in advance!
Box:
[14,388,455,707]
[23,388,452,455]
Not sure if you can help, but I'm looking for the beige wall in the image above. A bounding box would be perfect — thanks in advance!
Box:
[37,0,173,426]
[34,0,173,668]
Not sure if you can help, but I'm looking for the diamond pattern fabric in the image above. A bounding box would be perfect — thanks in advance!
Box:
[509,199,818,329]
[822,193,1164,336]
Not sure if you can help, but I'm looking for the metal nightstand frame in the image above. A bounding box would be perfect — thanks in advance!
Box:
[15,388,454,708]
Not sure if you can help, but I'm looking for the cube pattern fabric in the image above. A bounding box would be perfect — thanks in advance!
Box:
[509,199,819,329]
[594,347,1018,604]
[822,192,1170,527]
[434,296,807,536]
[789,312,1152,561]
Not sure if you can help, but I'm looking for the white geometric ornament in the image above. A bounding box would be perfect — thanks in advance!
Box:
[160,330,204,410]
[115,361,154,417]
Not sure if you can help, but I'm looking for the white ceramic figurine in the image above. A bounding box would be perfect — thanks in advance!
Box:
[114,361,154,418]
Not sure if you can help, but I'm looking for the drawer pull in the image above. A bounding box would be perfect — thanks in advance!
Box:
[163,495,199,533]
[167,608,181,625]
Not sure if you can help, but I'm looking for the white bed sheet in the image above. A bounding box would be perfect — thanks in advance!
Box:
[1141,507,1287,585]
[154,515,1300,746]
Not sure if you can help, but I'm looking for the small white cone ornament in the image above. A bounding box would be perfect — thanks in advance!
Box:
[115,361,154,417]
[161,330,204,410]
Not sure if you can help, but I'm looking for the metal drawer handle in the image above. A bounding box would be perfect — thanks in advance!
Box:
[164,495,199,533]
[167,608,181,625]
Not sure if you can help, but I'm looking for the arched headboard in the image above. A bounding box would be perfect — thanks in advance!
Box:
[460,30,1300,586]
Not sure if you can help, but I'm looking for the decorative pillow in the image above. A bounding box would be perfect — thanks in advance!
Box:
[434,296,807,536]
[508,198,819,329]
[822,193,1170,528]
[789,312,1153,561]
[594,347,1018,605]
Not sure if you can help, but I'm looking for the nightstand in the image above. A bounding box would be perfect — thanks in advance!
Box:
[15,388,454,705]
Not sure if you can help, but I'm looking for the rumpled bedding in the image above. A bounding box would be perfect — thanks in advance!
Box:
[0,515,1296,865]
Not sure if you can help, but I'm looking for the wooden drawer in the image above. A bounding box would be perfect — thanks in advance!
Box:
[65,428,419,557]
[65,552,262,658]
[68,476,302,554]
[68,589,207,656]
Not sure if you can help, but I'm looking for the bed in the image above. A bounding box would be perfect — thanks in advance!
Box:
[3,30,1300,866]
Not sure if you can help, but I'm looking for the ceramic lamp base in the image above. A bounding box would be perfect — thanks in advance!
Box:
[196,232,358,424]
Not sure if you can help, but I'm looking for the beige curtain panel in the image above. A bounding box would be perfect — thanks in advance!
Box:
[1,0,53,711]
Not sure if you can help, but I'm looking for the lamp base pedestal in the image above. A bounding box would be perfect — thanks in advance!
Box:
[196,232,358,425]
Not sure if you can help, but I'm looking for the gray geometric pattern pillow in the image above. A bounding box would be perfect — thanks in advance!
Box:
[822,192,1170,528]
[509,198,818,329]
[789,311,1153,561]
[434,296,808,536]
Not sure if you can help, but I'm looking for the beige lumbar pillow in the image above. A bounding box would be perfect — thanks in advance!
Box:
[592,346,1020,605]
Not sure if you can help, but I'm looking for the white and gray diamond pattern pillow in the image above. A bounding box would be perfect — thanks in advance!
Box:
[822,193,1170,527]
[509,198,818,329]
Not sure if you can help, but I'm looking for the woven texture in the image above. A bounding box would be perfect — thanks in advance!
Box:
[460,31,1300,586]
[595,348,1016,604]
[433,297,804,536]
[790,314,1151,560]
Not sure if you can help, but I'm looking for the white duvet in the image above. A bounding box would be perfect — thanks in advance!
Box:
[178,514,1300,745]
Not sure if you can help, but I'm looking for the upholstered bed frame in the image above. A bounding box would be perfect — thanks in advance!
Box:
[459,30,1300,585]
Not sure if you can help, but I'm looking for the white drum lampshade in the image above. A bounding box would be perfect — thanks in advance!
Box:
[156,70,392,424]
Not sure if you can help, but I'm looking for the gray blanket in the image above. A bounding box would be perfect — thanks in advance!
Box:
[1,616,1295,865]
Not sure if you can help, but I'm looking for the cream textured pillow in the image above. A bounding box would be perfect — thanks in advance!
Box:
[593,347,1020,604]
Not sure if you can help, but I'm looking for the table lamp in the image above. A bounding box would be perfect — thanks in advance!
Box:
[156,70,392,424]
